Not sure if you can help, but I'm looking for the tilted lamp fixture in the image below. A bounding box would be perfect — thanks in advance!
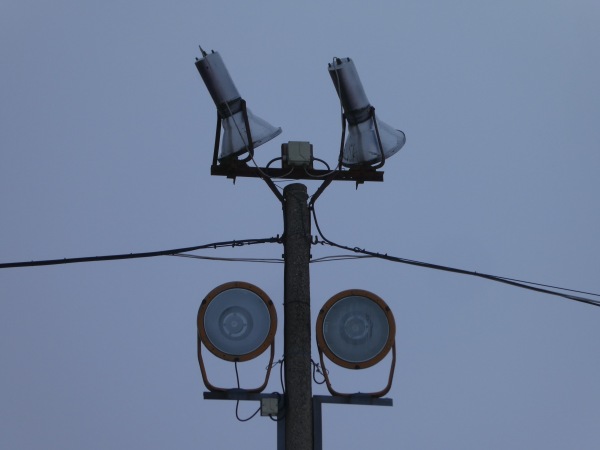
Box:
[316,289,396,397]
[197,282,277,392]
[328,57,406,168]
[195,48,282,162]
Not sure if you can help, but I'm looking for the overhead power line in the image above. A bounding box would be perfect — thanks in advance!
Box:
[2,225,599,308]
[0,237,281,269]
[171,253,371,264]
[173,253,284,264]
[310,205,600,308]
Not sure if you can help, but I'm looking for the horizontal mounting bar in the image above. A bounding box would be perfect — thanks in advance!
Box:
[211,164,384,182]
[203,391,392,406]
[313,394,393,407]
[203,390,280,402]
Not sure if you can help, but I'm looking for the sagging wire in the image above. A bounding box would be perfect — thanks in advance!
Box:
[264,157,296,181]
[310,254,374,263]
[311,359,327,385]
[303,157,342,179]
[267,357,285,394]
[234,361,261,422]
[268,392,285,422]
[266,358,285,421]
[310,204,600,308]
[265,157,283,169]
[0,237,282,269]
[173,254,284,264]
[302,164,338,179]
[312,158,331,171]
[267,148,339,182]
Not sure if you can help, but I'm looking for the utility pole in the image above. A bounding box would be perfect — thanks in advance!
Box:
[282,183,313,450]
[196,49,399,450]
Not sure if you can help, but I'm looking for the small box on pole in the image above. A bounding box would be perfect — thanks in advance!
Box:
[282,141,313,168]
[261,397,279,416]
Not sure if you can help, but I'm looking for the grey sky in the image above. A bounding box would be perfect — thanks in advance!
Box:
[1,1,599,449]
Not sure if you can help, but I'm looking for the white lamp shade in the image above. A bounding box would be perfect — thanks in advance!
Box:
[220,108,282,160]
[328,56,406,167]
[343,118,406,167]
[196,50,282,160]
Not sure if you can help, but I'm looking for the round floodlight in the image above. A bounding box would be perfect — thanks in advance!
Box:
[198,282,277,362]
[317,289,395,369]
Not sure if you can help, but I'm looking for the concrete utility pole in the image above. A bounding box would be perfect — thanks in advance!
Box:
[196,49,400,450]
[282,183,313,450]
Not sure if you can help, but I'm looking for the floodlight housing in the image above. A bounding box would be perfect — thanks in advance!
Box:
[197,281,277,392]
[195,49,282,161]
[316,289,396,397]
[328,57,406,168]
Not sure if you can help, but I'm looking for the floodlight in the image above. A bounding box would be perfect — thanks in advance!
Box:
[197,282,277,392]
[195,48,282,161]
[316,289,396,397]
[328,57,406,168]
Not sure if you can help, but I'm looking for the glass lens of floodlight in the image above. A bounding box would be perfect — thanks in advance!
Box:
[203,288,270,357]
[323,295,390,364]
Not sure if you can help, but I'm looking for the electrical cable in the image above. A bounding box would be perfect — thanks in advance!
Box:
[302,162,341,179]
[233,361,261,422]
[264,358,286,422]
[311,359,327,385]
[234,401,260,423]
[173,253,372,264]
[301,155,342,179]
[310,204,600,308]
[266,357,286,394]
[264,157,301,181]
[312,157,331,171]
[0,237,281,269]
[310,254,374,263]
[481,275,600,298]
[265,157,283,169]
[173,254,284,264]
[279,358,286,395]
[5,208,597,308]
[268,392,284,422]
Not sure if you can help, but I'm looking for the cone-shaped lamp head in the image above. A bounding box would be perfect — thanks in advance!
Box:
[196,50,281,160]
[328,57,405,167]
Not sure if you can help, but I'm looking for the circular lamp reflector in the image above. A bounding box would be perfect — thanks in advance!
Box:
[198,282,276,362]
[317,290,395,369]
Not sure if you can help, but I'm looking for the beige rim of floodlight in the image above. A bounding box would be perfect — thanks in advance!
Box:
[316,289,396,397]
[197,281,277,392]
